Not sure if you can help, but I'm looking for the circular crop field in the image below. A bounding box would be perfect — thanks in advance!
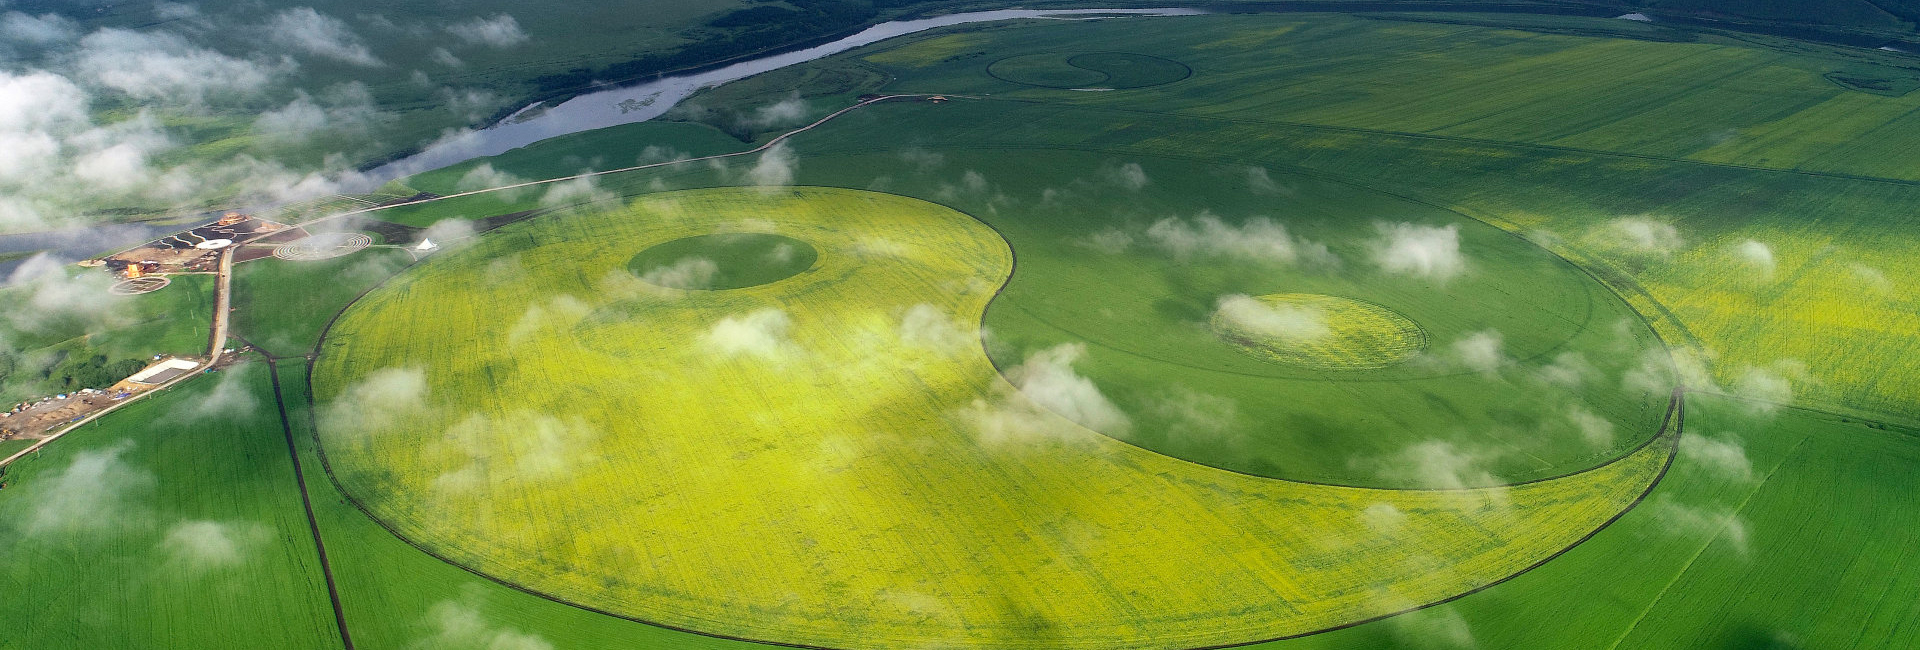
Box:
[1211,293,1428,370]
[628,232,817,290]
[274,232,372,261]
[314,185,1676,650]
[987,52,1191,89]
[108,276,171,295]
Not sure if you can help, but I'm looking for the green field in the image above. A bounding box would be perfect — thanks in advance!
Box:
[6,7,1920,650]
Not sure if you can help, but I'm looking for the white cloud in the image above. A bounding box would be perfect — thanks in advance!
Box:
[746,142,797,188]
[161,520,270,572]
[1147,387,1239,442]
[505,295,589,346]
[1428,329,1504,376]
[4,253,123,334]
[448,14,528,48]
[253,83,385,143]
[1,11,77,46]
[1144,213,1329,265]
[1565,404,1615,448]
[180,364,259,420]
[636,257,718,291]
[432,411,601,492]
[702,308,792,359]
[1213,294,1329,342]
[1378,440,1502,492]
[748,95,808,127]
[268,7,381,66]
[27,441,153,536]
[1644,495,1750,557]
[77,28,280,103]
[1732,239,1776,280]
[1535,351,1599,388]
[1680,432,1753,482]
[1592,217,1683,257]
[1370,222,1465,281]
[414,599,553,650]
[1008,343,1130,434]
[1360,502,1407,535]
[454,163,526,196]
[1106,162,1148,191]
[538,175,613,209]
[322,367,428,438]
[897,303,973,353]
[1245,166,1288,195]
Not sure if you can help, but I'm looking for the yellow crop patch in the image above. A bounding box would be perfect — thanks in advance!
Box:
[315,187,1673,649]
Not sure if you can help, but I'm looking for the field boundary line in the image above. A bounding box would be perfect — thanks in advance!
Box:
[264,356,357,650]
[1600,425,1811,650]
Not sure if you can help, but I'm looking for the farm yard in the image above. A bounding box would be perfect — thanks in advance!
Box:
[3,7,1919,650]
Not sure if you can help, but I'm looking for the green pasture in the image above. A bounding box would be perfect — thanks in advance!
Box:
[0,362,340,650]
[230,249,417,357]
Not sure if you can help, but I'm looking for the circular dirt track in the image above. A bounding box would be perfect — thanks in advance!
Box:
[108,276,171,295]
[274,232,372,261]
[987,52,1191,89]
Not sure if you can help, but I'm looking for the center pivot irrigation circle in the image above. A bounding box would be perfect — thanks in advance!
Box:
[108,276,171,295]
[274,232,372,261]
[1210,293,1428,370]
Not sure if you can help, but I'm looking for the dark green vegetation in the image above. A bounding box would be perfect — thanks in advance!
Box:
[987,52,1191,88]
[629,233,820,290]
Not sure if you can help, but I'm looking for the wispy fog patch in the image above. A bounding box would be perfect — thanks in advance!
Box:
[1245,166,1290,195]
[897,303,973,353]
[253,83,387,143]
[268,7,381,67]
[4,253,121,333]
[1418,330,1505,377]
[1104,162,1149,191]
[2,11,77,46]
[1360,502,1407,535]
[76,28,282,103]
[1565,404,1615,448]
[448,14,528,48]
[27,441,153,536]
[1624,347,1707,395]
[702,308,792,359]
[748,95,808,128]
[1534,351,1599,388]
[433,411,601,492]
[161,520,271,573]
[1369,222,1464,281]
[1730,360,1809,410]
[1680,432,1754,482]
[1373,440,1505,498]
[959,343,1129,447]
[636,257,718,292]
[746,141,797,189]
[179,364,259,421]
[897,147,945,173]
[1383,603,1477,649]
[454,163,527,199]
[1213,294,1329,341]
[1147,386,1240,443]
[1143,212,1331,265]
[537,174,611,210]
[1644,495,1751,557]
[505,295,589,346]
[1589,217,1683,257]
[322,367,428,438]
[1849,263,1893,295]
[414,598,553,650]
[1731,239,1776,280]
